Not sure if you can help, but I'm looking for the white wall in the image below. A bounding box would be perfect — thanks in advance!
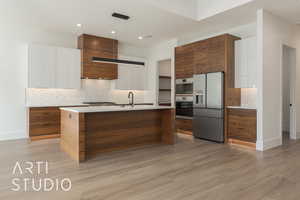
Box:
[282,46,292,132]
[178,22,257,46]
[293,26,300,139]
[0,25,76,141]
[144,0,198,20]
[197,0,254,21]
[256,9,300,150]
[145,39,178,106]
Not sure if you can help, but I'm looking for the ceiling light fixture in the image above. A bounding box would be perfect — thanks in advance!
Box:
[76,23,82,28]
[138,36,143,40]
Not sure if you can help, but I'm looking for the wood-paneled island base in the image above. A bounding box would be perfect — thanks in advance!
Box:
[60,107,176,162]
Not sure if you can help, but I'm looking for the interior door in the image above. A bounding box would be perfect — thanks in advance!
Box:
[206,72,224,109]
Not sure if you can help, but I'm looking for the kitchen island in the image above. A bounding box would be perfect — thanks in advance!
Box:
[60,106,176,162]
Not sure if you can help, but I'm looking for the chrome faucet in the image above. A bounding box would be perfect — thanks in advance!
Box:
[128,91,134,107]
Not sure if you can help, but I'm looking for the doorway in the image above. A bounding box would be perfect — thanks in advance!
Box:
[157,59,172,106]
[281,45,297,143]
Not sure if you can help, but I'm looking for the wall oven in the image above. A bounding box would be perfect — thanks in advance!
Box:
[176,78,193,95]
[176,95,193,119]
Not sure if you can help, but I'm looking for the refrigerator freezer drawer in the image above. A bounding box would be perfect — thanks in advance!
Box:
[193,108,224,118]
[193,116,224,143]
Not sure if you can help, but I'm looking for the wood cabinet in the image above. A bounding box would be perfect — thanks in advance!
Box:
[193,35,230,74]
[194,40,209,74]
[175,44,194,79]
[235,36,257,88]
[29,107,61,140]
[115,55,147,90]
[227,108,257,143]
[78,34,118,80]
[28,44,80,89]
[176,34,240,87]
[176,118,193,135]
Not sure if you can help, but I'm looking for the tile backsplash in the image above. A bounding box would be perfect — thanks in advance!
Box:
[26,80,149,107]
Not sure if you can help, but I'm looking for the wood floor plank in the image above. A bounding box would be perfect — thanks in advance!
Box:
[0,134,299,199]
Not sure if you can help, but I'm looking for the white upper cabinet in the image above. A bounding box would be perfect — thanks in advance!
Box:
[28,44,56,88]
[28,44,80,89]
[56,47,81,89]
[235,37,257,88]
[115,55,147,90]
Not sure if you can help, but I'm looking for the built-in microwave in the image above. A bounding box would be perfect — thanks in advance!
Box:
[176,78,193,95]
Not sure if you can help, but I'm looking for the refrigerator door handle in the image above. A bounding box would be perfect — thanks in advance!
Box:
[196,95,199,104]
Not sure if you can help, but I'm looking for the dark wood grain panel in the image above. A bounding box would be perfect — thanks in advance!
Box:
[81,63,118,79]
[85,110,163,158]
[175,44,194,79]
[161,109,176,144]
[207,35,226,72]
[227,108,257,143]
[60,109,175,162]
[60,110,86,162]
[29,107,60,138]
[194,40,209,74]
[78,34,118,53]
[78,34,118,80]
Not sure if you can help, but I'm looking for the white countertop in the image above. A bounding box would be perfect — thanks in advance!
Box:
[60,105,174,113]
[227,106,256,110]
[27,104,87,108]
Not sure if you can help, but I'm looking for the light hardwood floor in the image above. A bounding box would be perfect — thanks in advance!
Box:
[0,134,299,200]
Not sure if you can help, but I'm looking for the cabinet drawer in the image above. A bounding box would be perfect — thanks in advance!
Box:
[227,108,257,142]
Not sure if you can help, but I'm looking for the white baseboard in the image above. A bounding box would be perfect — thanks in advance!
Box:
[0,130,28,141]
[256,137,282,151]
[290,132,300,140]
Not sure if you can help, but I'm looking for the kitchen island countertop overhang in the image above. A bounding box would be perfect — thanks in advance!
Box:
[60,106,176,162]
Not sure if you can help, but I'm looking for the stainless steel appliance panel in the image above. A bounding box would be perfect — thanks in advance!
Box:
[193,74,206,108]
[176,78,193,95]
[193,108,224,142]
[206,72,224,109]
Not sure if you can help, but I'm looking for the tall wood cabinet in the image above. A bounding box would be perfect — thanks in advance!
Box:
[175,44,194,79]
[175,34,242,142]
[78,34,118,80]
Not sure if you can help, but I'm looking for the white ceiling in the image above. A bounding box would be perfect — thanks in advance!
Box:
[0,0,299,47]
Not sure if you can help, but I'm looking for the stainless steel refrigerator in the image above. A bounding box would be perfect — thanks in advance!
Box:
[193,72,224,143]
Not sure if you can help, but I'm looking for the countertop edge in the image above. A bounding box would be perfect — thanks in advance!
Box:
[60,106,174,113]
[227,106,257,110]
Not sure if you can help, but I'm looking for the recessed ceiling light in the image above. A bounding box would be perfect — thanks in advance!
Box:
[111,30,116,34]
[138,36,143,40]
[76,23,82,28]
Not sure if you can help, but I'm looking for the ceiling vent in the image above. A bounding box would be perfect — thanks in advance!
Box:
[112,12,130,20]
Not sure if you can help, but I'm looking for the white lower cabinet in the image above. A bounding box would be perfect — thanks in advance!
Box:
[28,44,80,89]
[115,56,147,90]
[235,36,257,88]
